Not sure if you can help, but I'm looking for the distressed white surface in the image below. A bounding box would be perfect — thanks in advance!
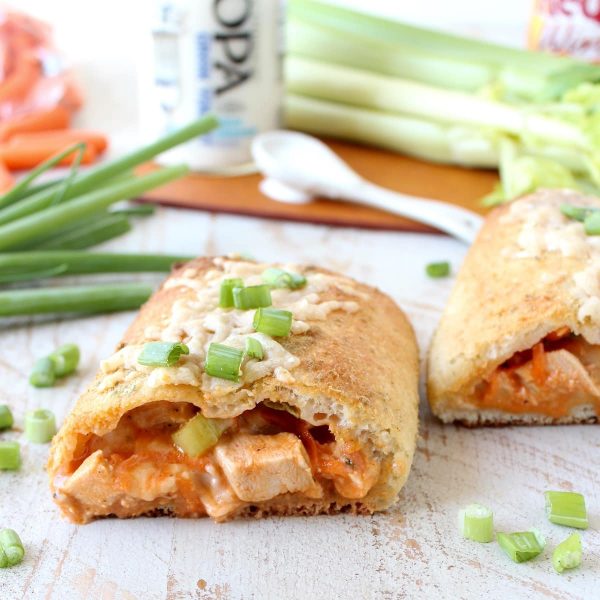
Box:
[1,210,599,600]
[2,2,597,598]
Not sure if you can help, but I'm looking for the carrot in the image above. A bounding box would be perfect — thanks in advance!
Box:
[545,326,571,341]
[0,140,97,170]
[0,106,71,142]
[0,55,41,105]
[0,160,14,192]
[8,129,108,154]
[531,342,547,385]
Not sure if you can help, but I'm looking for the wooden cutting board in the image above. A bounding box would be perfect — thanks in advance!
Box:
[140,138,498,233]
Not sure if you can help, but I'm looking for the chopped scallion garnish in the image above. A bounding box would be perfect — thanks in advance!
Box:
[172,413,230,457]
[205,343,244,382]
[584,211,600,236]
[232,284,272,310]
[29,357,56,388]
[49,344,80,377]
[496,530,545,563]
[24,409,56,444]
[553,533,582,574]
[29,343,81,387]
[426,261,450,278]
[245,337,264,360]
[545,491,588,529]
[262,268,307,289]
[138,342,190,367]
[253,307,293,337]
[0,441,20,470]
[219,278,244,308]
[0,529,24,568]
[0,405,13,430]
[560,204,592,222]
[459,503,494,543]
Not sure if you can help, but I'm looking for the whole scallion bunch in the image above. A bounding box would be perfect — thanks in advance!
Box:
[0,115,218,318]
[285,0,600,205]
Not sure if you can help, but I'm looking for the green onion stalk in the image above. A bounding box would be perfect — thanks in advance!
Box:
[0,283,152,317]
[0,251,191,284]
[0,114,218,224]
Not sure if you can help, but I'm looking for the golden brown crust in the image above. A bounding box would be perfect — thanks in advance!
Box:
[48,257,419,517]
[427,190,600,423]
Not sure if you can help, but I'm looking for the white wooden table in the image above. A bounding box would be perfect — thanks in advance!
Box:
[1,211,599,599]
[2,1,598,597]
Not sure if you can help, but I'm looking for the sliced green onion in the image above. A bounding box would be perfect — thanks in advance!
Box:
[262,268,307,289]
[560,204,592,222]
[253,307,293,337]
[0,441,20,470]
[545,491,588,529]
[553,533,582,574]
[426,261,450,278]
[0,529,24,567]
[219,278,244,308]
[245,337,264,360]
[584,211,600,236]
[459,504,494,543]
[138,342,189,367]
[24,409,57,443]
[0,405,14,430]
[172,413,230,457]
[232,284,272,310]
[49,344,80,377]
[205,343,244,382]
[0,282,152,317]
[29,357,56,388]
[497,530,545,563]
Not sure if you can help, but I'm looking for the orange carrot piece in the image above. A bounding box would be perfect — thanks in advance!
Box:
[8,128,108,154]
[0,106,71,142]
[0,140,97,170]
[545,326,571,342]
[531,342,547,385]
[0,160,14,192]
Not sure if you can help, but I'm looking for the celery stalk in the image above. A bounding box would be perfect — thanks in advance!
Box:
[285,94,499,168]
[287,18,494,93]
[289,0,559,69]
[172,413,231,457]
[286,57,589,152]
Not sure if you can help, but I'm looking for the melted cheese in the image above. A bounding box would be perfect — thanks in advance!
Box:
[504,191,600,326]
[99,259,361,391]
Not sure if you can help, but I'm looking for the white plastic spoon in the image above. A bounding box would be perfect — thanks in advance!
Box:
[251,130,484,243]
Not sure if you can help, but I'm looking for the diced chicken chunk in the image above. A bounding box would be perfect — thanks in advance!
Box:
[61,450,120,508]
[214,433,321,502]
[498,349,600,407]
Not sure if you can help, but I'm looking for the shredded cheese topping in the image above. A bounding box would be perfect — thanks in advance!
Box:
[100,259,361,392]
[504,191,600,325]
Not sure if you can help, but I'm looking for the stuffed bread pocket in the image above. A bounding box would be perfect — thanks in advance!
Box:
[428,189,600,426]
[48,257,419,523]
